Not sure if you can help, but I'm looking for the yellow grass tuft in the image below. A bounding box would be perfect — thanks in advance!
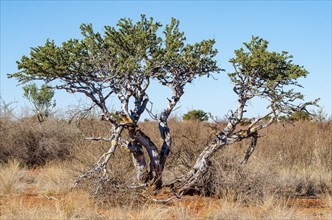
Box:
[0,197,61,220]
[57,190,98,219]
[35,163,74,196]
[0,160,27,196]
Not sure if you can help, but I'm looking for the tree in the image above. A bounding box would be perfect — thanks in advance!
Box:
[289,110,311,121]
[8,15,220,189]
[174,36,318,196]
[0,97,17,118]
[311,107,329,122]
[182,109,209,121]
[22,83,56,122]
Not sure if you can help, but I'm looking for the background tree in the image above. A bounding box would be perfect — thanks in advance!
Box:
[288,110,312,121]
[22,83,56,122]
[182,109,209,121]
[0,97,17,119]
[8,15,220,189]
[311,107,329,122]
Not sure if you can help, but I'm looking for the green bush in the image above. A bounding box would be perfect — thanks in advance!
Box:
[182,110,209,121]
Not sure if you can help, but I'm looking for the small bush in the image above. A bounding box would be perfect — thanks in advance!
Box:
[182,110,209,121]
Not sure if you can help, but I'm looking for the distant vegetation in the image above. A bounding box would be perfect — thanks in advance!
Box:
[22,83,56,123]
[182,109,209,121]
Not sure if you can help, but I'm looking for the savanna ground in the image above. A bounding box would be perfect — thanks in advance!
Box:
[0,115,331,219]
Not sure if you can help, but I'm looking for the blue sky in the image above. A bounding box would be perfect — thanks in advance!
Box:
[1,1,331,118]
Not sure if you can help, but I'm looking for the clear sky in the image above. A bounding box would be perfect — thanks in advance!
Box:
[1,0,331,119]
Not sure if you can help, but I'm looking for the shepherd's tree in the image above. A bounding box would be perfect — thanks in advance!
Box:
[174,36,318,196]
[8,15,220,189]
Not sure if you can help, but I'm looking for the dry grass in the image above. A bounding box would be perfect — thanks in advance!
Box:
[0,160,28,196]
[0,191,98,219]
[1,197,62,220]
[0,117,331,219]
[165,120,332,200]
[34,163,74,196]
[257,196,301,219]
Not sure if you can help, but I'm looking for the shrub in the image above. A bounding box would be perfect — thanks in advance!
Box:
[182,110,209,121]
[0,117,81,167]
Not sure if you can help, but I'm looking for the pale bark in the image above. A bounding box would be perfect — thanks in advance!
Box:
[158,86,183,173]
[178,129,233,195]
[176,81,260,195]
[73,125,123,188]
[241,132,258,164]
[127,141,148,186]
[133,130,161,185]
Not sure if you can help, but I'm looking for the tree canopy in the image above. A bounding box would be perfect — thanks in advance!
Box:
[9,15,220,122]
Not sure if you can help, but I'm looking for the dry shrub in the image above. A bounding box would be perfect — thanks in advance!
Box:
[0,117,82,167]
[322,192,332,208]
[138,120,331,202]
[257,196,302,219]
[200,158,277,202]
[161,119,220,181]
[90,179,150,208]
[254,122,332,197]
[132,204,173,220]
[204,200,248,220]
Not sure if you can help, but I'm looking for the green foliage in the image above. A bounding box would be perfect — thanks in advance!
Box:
[228,36,317,116]
[8,15,220,123]
[277,111,312,122]
[182,110,209,121]
[8,15,220,91]
[289,111,311,121]
[229,36,308,85]
[158,18,220,81]
[22,83,56,122]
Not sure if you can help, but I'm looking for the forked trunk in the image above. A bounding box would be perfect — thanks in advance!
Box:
[128,141,148,186]
[133,129,162,188]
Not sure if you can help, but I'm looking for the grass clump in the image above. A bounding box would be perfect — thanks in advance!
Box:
[0,160,27,196]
